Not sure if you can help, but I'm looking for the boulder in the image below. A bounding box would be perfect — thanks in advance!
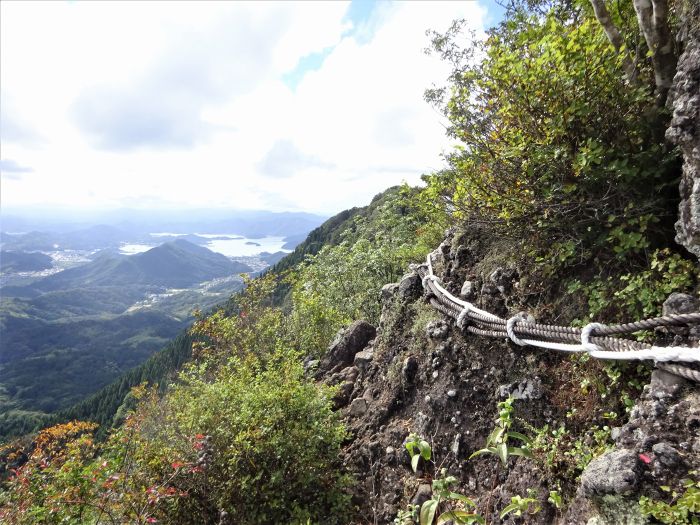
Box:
[316,321,376,376]
[398,273,422,301]
[580,449,641,498]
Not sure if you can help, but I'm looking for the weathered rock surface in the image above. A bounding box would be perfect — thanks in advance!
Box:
[580,449,641,498]
[316,320,376,376]
[668,4,700,258]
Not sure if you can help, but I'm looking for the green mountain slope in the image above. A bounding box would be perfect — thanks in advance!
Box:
[27,239,250,292]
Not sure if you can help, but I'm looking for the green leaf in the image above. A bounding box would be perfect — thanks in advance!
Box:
[507,446,532,458]
[498,443,509,465]
[448,493,477,507]
[436,510,485,524]
[412,454,421,473]
[507,431,531,445]
[500,503,521,519]
[420,499,439,525]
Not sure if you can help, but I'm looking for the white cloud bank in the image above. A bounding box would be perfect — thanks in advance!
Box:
[1,0,486,215]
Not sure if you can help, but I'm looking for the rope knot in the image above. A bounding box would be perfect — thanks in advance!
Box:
[581,322,606,352]
[457,305,472,330]
[506,312,533,347]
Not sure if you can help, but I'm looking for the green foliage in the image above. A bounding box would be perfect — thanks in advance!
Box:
[470,396,532,467]
[424,6,677,270]
[531,423,613,480]
[423,473,483,525]
[405,433,432,473]
[500,491,542,519]
[567,249,697,322]
[639,478,700,525]
[290,189,440,356]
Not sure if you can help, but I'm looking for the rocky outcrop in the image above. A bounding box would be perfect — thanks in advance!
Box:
[667,3,700,258]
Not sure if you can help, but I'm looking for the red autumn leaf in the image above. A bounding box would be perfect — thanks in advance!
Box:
[638,453,652,464]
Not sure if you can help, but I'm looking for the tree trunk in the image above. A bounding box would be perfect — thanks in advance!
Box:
[589,0,638,82]
[633,0,677,103]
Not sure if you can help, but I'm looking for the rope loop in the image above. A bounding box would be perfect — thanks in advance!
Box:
[506,312,530,346]
[457,305,471,330]
[581,322,606,352]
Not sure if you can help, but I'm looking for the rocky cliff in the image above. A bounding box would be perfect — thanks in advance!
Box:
[317,229,700,524]
[668,1,700,259]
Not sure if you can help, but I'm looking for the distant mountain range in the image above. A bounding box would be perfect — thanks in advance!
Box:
[1,209,327,238]
[25,239,251,292]
[0,239,254,431]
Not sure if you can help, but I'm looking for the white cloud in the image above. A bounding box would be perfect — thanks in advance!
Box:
[1,0,486,215]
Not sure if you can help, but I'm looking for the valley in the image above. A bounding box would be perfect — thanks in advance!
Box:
[0,212,324,439]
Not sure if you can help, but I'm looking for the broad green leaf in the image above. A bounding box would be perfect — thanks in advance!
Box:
[420,499,439,525]
[448,493,476,507]
[497,443,508,465]
[500,503,521,519]
[507,431,531,445]
[412,454,420,473]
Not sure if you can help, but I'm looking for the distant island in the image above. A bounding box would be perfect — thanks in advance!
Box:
[245,241,261,246]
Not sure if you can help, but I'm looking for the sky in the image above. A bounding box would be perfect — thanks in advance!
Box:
[1,0,500,216]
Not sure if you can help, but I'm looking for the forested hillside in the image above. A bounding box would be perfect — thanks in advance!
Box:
[1,1,699,524]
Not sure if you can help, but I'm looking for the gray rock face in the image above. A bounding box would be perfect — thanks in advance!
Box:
[402,356,419,383]
[348,397,368,417]
[663,292,700,315]
[353,349,374,370]
[317,320,376,375]
[398,273,423,301]
[381,283,399,302]
[667,13,700,258]
[581,449,641,498]
[652,442,683,468]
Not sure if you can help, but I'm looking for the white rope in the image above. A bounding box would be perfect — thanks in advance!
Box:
[590,347,700,362]
[519,338,591,353]
[425,254,503,322]
[506,314,527,346]
[420,253,700,364]
[581,322,606,352]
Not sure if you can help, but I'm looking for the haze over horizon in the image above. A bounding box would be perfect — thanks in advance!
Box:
[0,1,502,216]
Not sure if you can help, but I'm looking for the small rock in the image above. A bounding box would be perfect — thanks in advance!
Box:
[424,395,432,403]
[386,446,395,455]
[402,356,419,383]
[381,283,399,302]
[354,349,374,370]
[348,398,368,417]
[460,280,477,300]
[432,357,442,369]
[580,449,641,497]
[652,442,683,468]
[411,483,433,507]
[497,377,543,400]
[663,292,700,315]
[447,389,457,398]
[451,434,461,456]
[398,273,423,301]
[426,320,449,340]
[432,370,439,379]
